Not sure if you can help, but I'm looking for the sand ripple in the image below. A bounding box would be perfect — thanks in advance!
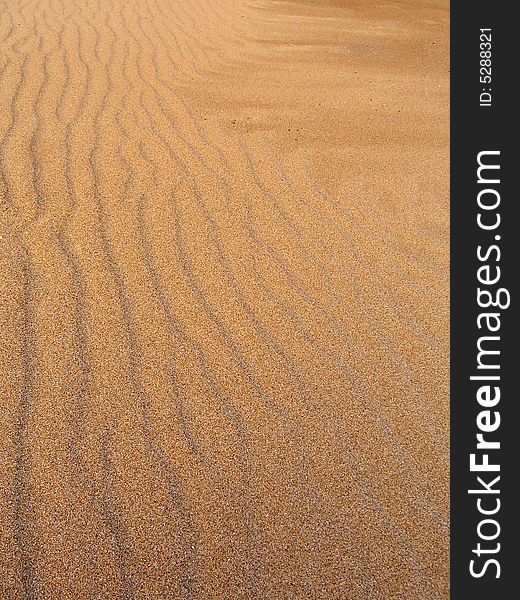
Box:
[0,1,449,597]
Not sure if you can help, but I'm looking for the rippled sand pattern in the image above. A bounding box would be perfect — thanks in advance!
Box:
[0,0,449,598]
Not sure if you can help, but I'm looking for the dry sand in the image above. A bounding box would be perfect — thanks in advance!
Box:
[0,0,449,598]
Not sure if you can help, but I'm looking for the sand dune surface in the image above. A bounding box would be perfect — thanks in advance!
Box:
[1,0,449,598]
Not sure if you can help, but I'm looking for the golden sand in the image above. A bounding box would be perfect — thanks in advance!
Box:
[0,0,449,597]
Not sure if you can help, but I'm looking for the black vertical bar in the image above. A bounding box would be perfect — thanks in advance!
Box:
[451,2,515,598]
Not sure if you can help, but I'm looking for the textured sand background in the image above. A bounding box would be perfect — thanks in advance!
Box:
[0,0,449,598]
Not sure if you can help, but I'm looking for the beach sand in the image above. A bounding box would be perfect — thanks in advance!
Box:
[0,0,449,597]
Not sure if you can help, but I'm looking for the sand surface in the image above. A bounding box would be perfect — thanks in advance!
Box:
[0,0,449,597]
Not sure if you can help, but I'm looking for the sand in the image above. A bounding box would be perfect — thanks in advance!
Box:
[0,0,449,598]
